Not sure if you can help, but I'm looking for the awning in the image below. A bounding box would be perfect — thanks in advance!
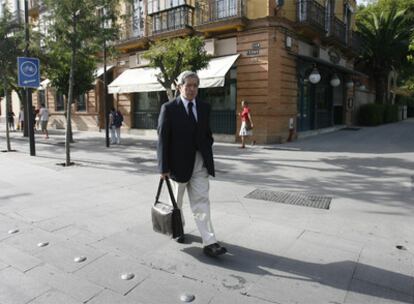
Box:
[297,55,367,77]
[94,65,114,78]
[37,79,51,90]
[108,54,240,94]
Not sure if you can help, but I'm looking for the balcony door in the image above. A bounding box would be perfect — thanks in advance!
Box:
[325,0,335,34]
[216,0,237,19]
[132,0,144,37]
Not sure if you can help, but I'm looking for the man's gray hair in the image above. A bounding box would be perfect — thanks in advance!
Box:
[177,71,200,86]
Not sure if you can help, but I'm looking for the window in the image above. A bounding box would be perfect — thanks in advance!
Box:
[132,0,144,37]
[217,0,238,19]
[38,90,46,106]
[325,0,335,34]
[76,94,87,112]
[55,92,64,111]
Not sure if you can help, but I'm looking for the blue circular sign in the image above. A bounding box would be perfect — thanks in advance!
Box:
[20,61,38,77]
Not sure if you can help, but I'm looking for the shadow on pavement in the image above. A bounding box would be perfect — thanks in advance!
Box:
[181,242,413,303]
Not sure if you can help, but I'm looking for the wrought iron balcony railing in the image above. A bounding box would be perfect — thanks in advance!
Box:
[151,5,194,34]
[296,0,326,33]
[328,17,347,46]
[148,0,191,15]
[350,31,363,54]
[196,0,246,25]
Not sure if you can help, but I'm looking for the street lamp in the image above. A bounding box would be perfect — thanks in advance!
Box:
[308,66,321,84]
[98,6,110,148]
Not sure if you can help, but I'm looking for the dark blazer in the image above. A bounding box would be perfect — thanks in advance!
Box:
[157,96,215,183]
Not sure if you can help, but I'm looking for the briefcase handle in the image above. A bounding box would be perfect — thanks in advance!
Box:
[155,177,179,210]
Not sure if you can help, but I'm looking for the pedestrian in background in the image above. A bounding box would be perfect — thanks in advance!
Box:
[238,100,255,148]
[109,107,123,144]
[38,104,49,139]
[157,71,227,257]
[18,106,24,132]
[7,110,15,131]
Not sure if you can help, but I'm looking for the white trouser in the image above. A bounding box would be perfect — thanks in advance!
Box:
[110,126,121,144]
[170,152,217,246]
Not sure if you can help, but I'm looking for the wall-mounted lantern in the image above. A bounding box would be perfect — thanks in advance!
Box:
[330,73,341,87]
[308,66,321,84]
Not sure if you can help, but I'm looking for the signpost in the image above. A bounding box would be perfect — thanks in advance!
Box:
[17,57,40,88]
[17,56,39,156]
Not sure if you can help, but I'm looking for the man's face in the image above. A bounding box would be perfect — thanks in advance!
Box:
[179,76,199,101]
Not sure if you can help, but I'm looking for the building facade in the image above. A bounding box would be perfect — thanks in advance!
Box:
[6,0,367,143]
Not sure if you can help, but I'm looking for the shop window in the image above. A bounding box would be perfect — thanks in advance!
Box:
[55,91,65,111]
[38,90,46,106]
[77,94,87,112]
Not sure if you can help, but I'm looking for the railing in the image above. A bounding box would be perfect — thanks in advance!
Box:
[196,0,245,25]
[296,0,326,32]
[151,6,194,34]
[148,0,190,15]
[210,110,236,134]
[329,17,347,45]
[118,18,144,42]
[350,31,363,54]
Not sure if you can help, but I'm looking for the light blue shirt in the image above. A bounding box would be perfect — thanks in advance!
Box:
[181,97,198,122]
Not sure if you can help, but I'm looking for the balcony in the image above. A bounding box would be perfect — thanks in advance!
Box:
[148,0,192,15]
[296,0,326,35]
[195,0,247,34]
[350,31,363,55]
[116,18,147,52]
[325,17,347,47]
[150,5,194,36]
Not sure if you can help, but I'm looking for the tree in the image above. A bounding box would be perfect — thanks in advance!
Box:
[42,0,121,165]
[143,36,211,100]
[0,9,24,151]
[356,6,414,103]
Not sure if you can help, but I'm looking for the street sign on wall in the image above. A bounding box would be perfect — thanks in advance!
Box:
[17,57,40,88]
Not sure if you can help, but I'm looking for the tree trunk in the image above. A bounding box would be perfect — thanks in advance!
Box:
[375,72,388,104]
[166,88,174,100]
[65,12,77,166]
[2,76,11,151]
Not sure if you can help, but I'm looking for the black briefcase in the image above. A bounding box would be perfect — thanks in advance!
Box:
[151,177,184,238]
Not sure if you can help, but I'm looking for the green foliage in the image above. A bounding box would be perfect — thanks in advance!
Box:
[358,103,401,125]
[358,104,385,125]
[42,0,121,97]
[383,104,399,123]
[0,9,24,93]
[356,0,414,99]
[143,36,211,98]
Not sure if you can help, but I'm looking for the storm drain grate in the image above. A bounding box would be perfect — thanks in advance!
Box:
[245,189,331,210]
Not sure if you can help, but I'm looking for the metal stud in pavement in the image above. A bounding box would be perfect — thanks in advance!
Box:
[74,256,87,263]
[37,242,49,247]
[180,293,195,302]
[8,229,19,234]
[120,273,135,280]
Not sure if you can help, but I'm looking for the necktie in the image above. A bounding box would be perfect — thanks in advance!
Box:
[188,102,197,126]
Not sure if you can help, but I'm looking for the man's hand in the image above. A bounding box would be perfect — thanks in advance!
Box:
[161,173,170,179]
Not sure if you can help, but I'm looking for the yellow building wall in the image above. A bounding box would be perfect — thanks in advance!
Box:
[247,0,269,19]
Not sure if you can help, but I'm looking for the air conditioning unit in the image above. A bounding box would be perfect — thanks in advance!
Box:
[204,38,216,56]
[136,52,150,66]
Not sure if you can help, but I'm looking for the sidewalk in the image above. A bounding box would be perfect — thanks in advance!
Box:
[0,121,413,304]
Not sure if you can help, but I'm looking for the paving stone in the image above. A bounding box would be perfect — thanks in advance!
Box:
[32,240,106,273]
[87,289,143,304]
[344,278,413,304]
[0,267,49,304]
[1,227,63,255]
[245,231,361,304]
[125,269,218,304]
[0,243,43,272]
[74,253,150,295]
[26,264,103,302]
[27,289,82,304]
[353,242,414,296]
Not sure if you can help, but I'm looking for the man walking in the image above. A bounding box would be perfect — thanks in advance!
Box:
[38,104,49,139]
[157,71,227,257]
[109,107,123,144]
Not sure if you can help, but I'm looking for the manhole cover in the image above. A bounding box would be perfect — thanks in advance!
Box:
[245,189,331,210]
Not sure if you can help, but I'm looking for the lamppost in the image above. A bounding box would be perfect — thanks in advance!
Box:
[99,6,110,148]
[24,0,35,156]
